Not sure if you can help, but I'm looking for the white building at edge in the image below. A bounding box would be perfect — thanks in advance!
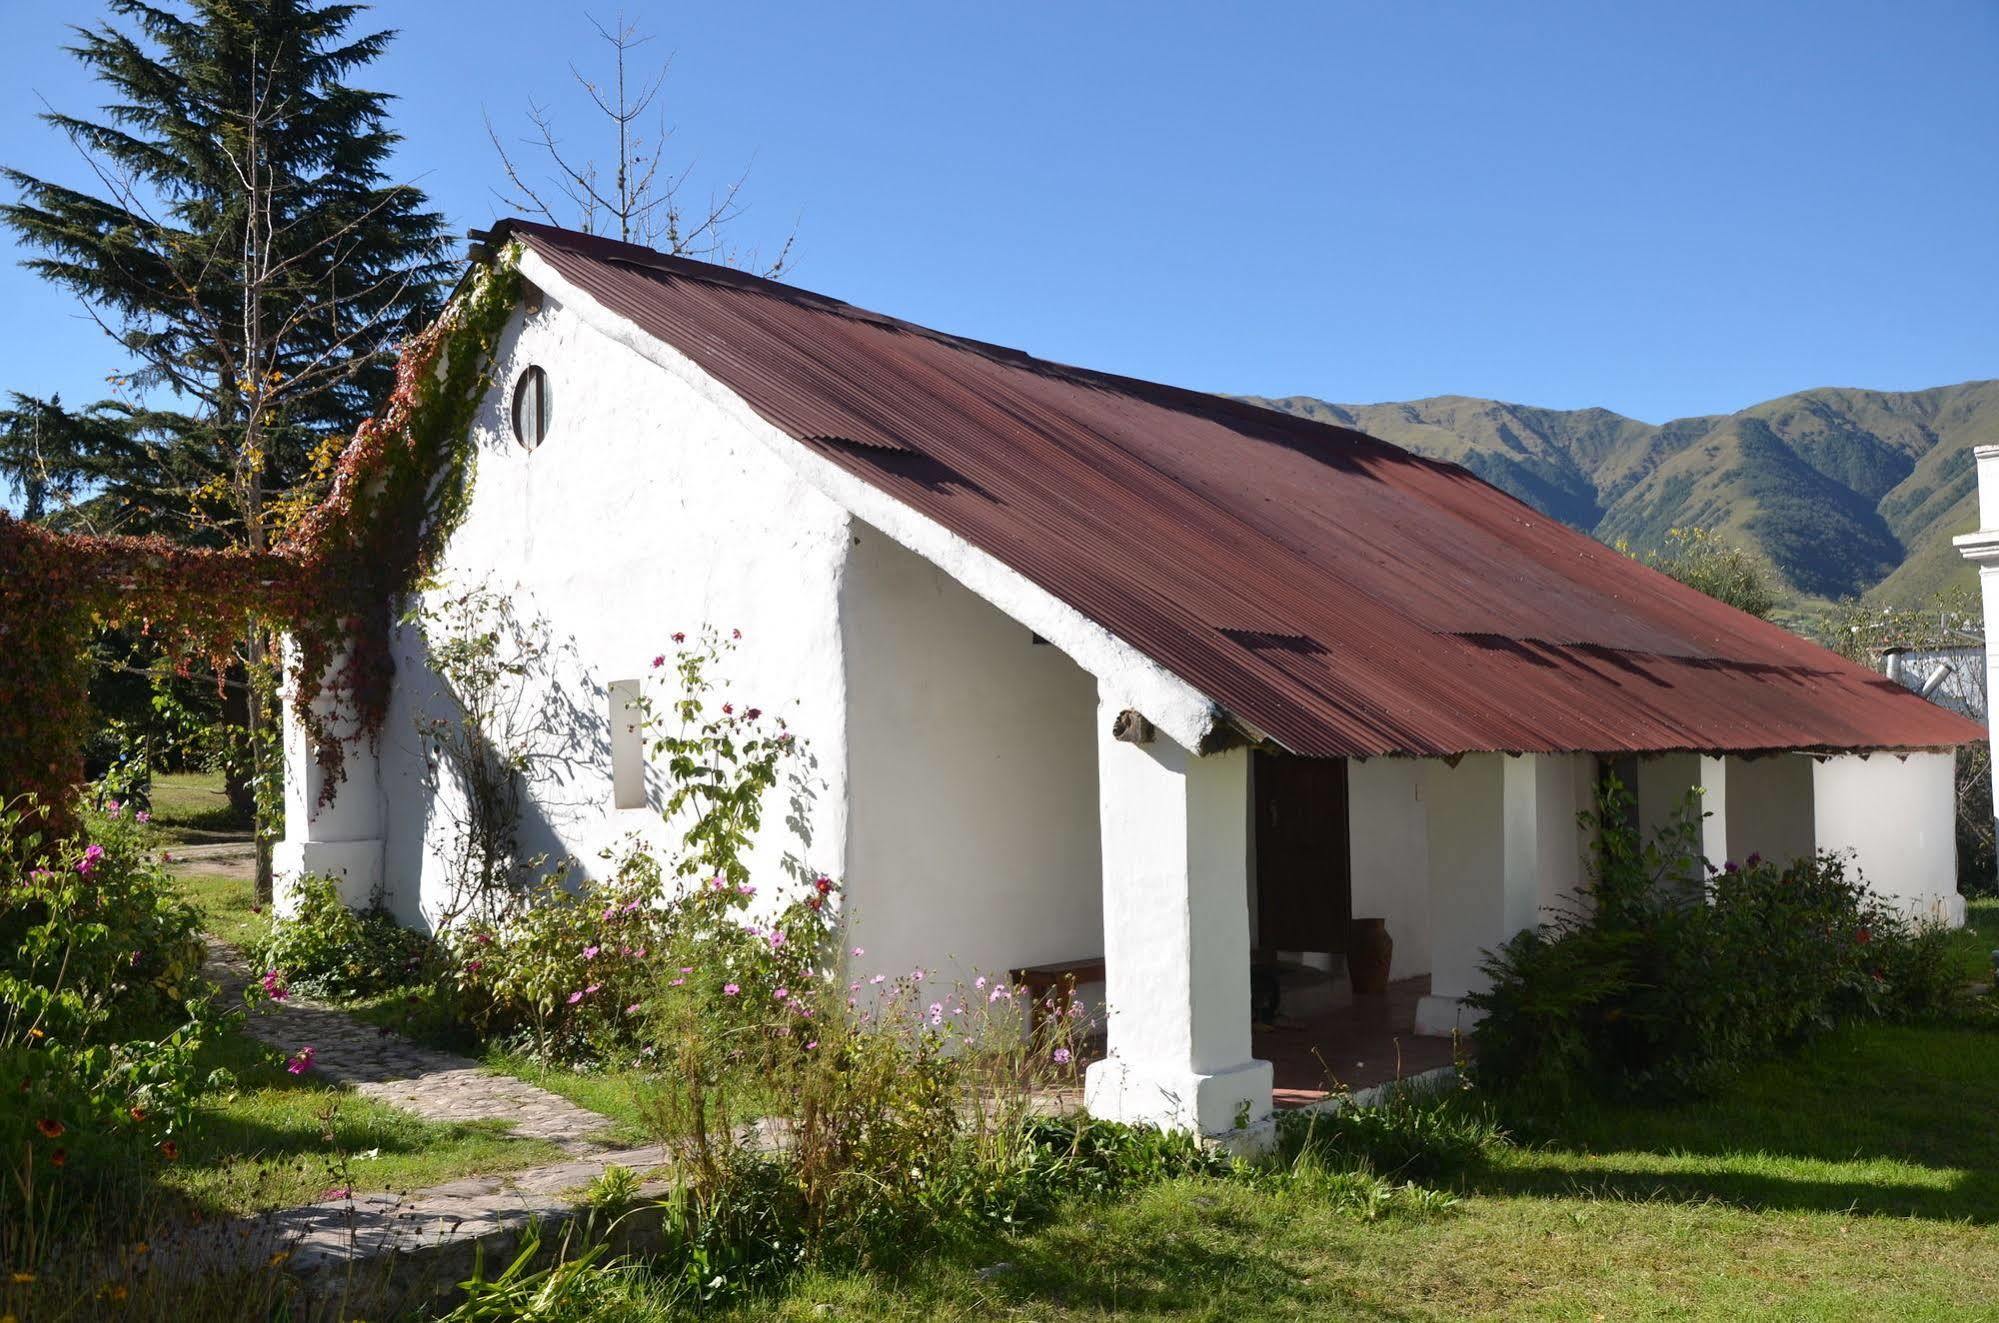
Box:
[277,220,1982,1143]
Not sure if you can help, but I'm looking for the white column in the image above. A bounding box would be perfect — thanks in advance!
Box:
[1953,444,1999,876]
[271,641,385,916]
[1084,698,1272,1140]
[1416,753,1562,1036]
[1814,752,1963,926]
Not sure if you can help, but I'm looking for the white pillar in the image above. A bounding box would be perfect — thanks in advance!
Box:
[1814,752,1962,926]
[1084,699,1272,1141]
[1417,753,1578,1036]
[271,641,385,916]
[1953,444,1999,874]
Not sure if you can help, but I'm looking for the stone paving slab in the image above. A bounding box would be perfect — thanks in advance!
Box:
[149,1144,676,1315]
[205,938,620,1153]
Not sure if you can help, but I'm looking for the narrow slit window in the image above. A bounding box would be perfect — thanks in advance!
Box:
[608,679,645,809]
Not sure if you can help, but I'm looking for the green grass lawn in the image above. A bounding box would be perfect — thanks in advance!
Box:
[1946,895,1998,983]
[174,869,270,951]
[729,1019,1999,1322]
[157,1024,569,1217]
[144,768,254,842]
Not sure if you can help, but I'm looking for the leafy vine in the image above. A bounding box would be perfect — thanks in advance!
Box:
[0,246,525,827]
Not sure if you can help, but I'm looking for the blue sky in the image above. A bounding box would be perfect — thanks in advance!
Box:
[1,0,1994,425]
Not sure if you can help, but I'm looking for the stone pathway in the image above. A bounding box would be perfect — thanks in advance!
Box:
[166,938,669,1308]
[205,938,620,1153]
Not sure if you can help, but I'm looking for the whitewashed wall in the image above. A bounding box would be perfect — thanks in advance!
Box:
[1721,754,1816,866]
[1346,758,1431,980]
[839,526,1104,992]
[1815,751,1963,925]
[373,291,855,927]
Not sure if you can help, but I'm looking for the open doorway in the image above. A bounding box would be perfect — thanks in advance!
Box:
[1252,752,1351,1019]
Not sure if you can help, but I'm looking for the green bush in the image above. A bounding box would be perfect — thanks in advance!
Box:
[0,798,235,1251]
[1471,779,1963,1103]
[257,873,428,1000]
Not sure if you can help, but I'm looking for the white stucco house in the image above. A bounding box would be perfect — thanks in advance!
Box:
[277,220,1983,1140]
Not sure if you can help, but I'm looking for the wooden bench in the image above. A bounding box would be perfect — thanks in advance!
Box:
[1010,956,1106,1044]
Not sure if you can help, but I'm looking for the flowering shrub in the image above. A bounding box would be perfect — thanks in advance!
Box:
[445,865,670,1059]
[443,851,844,1063]
[258,873,428,1000]
[437,626,843,1062]
[1472,778,1962,1104]
[1,799,234,1245]
[637,952,1112,1296]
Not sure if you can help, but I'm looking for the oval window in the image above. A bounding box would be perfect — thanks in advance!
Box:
[511,364,550,449]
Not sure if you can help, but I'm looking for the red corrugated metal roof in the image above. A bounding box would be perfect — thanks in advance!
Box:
[498,220,1984,758]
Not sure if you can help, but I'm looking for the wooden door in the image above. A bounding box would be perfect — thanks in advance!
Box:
[1253,752,1351,953]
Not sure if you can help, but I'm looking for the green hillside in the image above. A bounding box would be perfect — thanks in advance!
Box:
[1249,380,1999,605]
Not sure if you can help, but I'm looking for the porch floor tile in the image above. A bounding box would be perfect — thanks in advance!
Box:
[1254,976,1462,1108]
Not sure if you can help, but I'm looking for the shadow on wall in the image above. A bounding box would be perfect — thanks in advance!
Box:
[380,587,615,929]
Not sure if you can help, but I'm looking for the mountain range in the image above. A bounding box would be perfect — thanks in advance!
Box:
[1247,380,1999,608]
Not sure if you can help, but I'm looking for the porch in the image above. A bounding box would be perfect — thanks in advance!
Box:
[1255,975,1458,1108]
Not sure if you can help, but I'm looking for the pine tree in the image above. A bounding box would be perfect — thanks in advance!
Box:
[4,0,452,544]
[3,0,454,894]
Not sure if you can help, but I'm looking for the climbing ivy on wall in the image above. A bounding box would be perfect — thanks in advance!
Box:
[0,248,525,829]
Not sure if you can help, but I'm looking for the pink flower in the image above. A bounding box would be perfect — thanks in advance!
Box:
[731,628,742,640]
[974,976,987,991]
[670,977,686,987]
[466,960,483,973]
[585,984,601,996]
[474,933,493,945]
[602,906,619,921]
[851,947,865,958]
[566,990,586,1005]
[287,1046,317,1075]
[989,985,1009,1003]
[651,653,666,668]
[870,974,886,985]
[710,876,728,891]
[1052,1047,1072,1065]
[583,945,600,960]
[105,801,121,816]
[320,1186,352,1201]
[722,703,734,716]
[746,708,762,721]
[912,968,926,982]
[766,930,787,951]
[774,987,789,1000]
[76,843,106,877]
[625,1003,642,1015]
[737,882,756,897]
[679,966,693,974]
[723,983,740,996]
[625,900,642,913]
[135,810,151,823]
[260,970,289,1002]
[928,1002,944,1026]
[805,1040,818,1050]
[672,631,686,643]
[634,948,647,959]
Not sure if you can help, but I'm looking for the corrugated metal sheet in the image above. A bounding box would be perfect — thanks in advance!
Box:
[499,220,1985,758]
